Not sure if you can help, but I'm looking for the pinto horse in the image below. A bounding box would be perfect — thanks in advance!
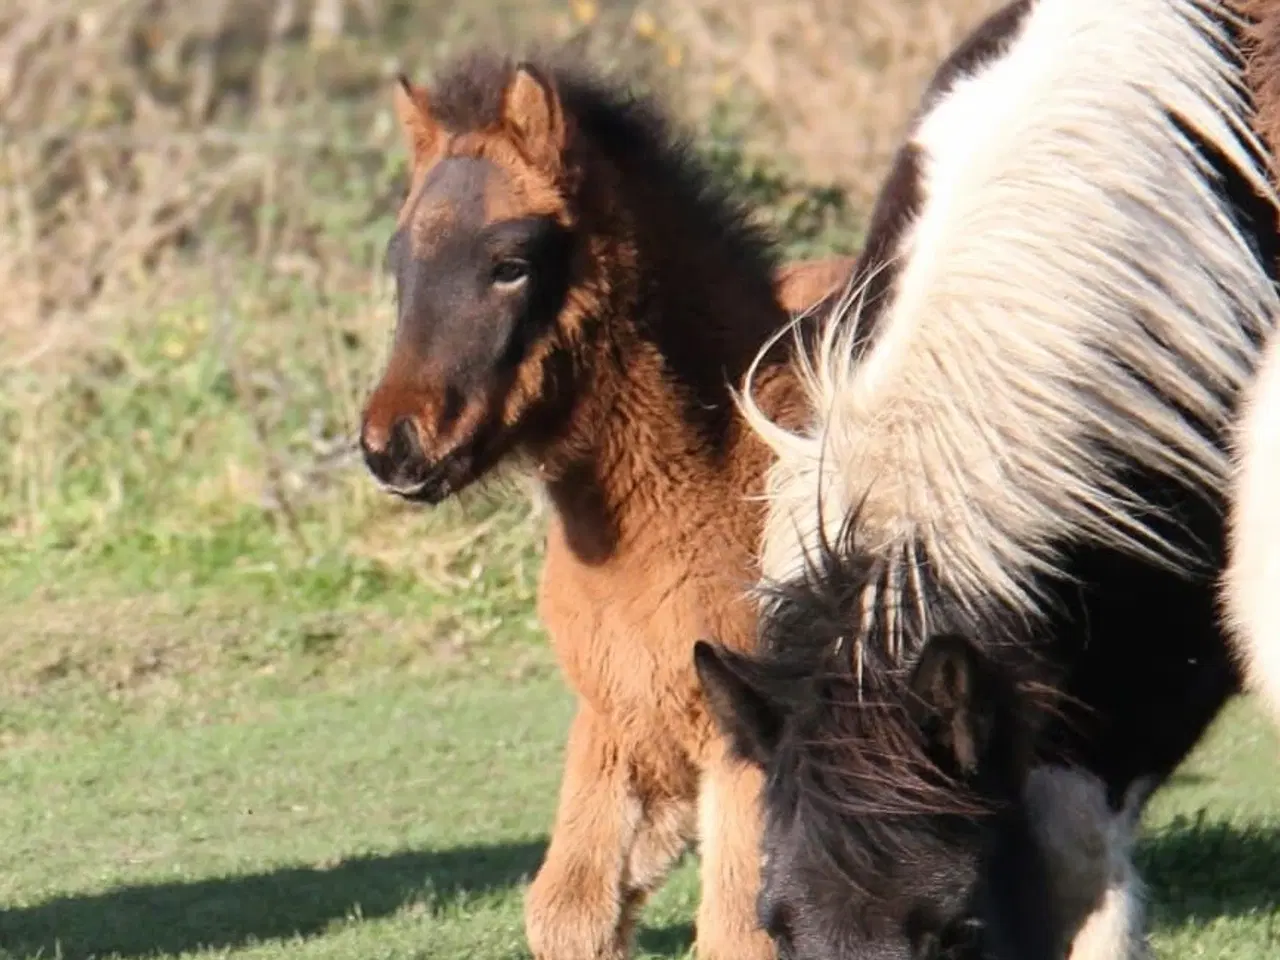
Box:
[696,0,1280,957]
[358,48,855,960]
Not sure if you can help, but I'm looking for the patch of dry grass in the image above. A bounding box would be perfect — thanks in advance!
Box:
[0,0,649,336]
[0,589,554,741]
[660,0,1006,208]
[0,0,994,333]
[0,0,988,647]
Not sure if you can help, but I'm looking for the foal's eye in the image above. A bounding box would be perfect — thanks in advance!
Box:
[491,259,530,288]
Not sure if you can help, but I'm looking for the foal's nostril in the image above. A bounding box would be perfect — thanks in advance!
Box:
[387,416,424,468]
[360,434,393,484]
[361,416,426,487]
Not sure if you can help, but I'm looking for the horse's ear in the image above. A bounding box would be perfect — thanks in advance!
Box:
[907,634,1014,781]
[393,75,440,164]
[694,640,784,767]
[501,63,567,169]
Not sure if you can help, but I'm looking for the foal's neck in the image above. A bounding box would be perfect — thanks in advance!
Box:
[540,167,802,566]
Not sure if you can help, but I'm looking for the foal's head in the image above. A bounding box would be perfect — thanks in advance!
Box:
[694,557,1056,959]
[359,57,581,502]
[359,52,783,503]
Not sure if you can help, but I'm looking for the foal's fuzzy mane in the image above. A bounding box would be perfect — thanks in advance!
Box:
[742,0,1280,652]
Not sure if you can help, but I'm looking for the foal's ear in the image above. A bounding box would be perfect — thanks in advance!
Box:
[393,75,441,164]
[501,63,568,169]
[694,640,784,767]
[907,634,1014,780]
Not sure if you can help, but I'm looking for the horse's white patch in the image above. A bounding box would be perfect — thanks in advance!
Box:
[740,0,1280,637]
[1224,327,1280,728]
[1068,881,1152,960]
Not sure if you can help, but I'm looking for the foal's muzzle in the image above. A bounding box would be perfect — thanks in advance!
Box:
[360,416,435,498]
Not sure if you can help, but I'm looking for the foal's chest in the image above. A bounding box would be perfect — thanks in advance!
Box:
[537,515,756,728]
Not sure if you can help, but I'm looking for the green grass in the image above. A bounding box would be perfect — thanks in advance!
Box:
[0,592,701,960]
[0,581,1277,960]
[1140,702,1280,956]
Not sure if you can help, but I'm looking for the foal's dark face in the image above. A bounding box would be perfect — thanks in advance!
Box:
[360,67,577,503]
[695,633,1056,960]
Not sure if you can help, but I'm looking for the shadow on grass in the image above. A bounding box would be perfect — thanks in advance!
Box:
[11,818,1274,959]
[0,839,547,959]
[1139,814,1280,928]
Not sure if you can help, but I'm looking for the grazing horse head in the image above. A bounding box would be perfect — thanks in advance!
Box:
[693,545,1057,960]
[360,58,580,503]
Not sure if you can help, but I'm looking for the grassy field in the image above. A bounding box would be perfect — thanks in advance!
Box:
[0,592,1276,960]
[2,0,1279,957]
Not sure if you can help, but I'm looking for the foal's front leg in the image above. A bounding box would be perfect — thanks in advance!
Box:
[526,703,636,960]
[525,703,694,960]
[695,750,776,960]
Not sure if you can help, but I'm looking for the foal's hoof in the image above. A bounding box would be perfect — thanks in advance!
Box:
[525,875,627,960]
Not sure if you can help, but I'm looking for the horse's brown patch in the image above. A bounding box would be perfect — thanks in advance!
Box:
[922,0,1035,111]
[478,163,565,225]
[837,141,923,356]
[773,256,855,314]
[834,1,1038,365]
[359,373,428,457]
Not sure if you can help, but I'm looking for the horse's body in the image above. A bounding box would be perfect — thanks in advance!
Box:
[358,48,857,959]
[698,1,1280,957]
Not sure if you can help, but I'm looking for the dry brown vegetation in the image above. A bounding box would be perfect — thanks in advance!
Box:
[0,0,1001,593]
[659,0,1004,200]
[0,0,1001,336]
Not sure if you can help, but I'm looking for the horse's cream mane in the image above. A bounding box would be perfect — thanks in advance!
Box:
[741,0,1280,639]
